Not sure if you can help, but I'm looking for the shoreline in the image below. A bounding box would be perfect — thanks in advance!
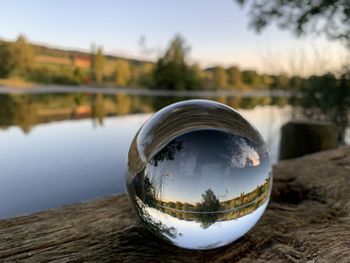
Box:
[0,84,293,98]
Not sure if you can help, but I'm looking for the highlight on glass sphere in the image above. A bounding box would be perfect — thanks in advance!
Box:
[126,99,272,250]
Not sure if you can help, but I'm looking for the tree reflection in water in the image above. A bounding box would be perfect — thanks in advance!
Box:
[129,126,272,233]
[135,195,181,241]
[130,99,273,248]
[194,189,221,228]
[0,92,289,134]
[138,174,271,230]
[91,94,105,126]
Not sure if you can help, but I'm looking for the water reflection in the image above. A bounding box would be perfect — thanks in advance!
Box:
[0,93,153,133]
[0,93,286,134]
[0,93,291,220]
[127,100,272,249]
[0,115,151,219]
[0,94,37,133]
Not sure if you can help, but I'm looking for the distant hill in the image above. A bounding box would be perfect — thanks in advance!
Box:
[0,38,153,71]
[33,42,152,67]
[0,38,155,86]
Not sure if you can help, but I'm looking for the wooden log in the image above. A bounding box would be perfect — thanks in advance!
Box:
[279,120,338,160]
[0,146,350,262]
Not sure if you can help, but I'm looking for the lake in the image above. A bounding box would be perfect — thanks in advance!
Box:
[0,89,293,219]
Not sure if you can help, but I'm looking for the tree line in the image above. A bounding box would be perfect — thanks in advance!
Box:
[141,175,270,229]
[1,34,349,143]
[0,35,153,87]
[1,34,342,92]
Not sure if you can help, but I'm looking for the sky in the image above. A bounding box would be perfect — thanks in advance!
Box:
[0,0,348,75]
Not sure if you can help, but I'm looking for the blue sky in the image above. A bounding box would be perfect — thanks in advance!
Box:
[0,0,347,75]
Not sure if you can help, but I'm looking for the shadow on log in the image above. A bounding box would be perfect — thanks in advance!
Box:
[0,146,349,262]
[279,120,338,160]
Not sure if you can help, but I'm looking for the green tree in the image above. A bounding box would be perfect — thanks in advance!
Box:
[194,189,221,229]
[0,41,13,77]
[114,59,131,86]
[213,66,228,89]
[296,71,350,143]
[153,35,199,91]
[182,203,192,211]
[271,73,289,90]
[191,63,201,88]
[91,47,105,84]
[175,201,183,210]
[136,62,154,86]
[260,74,272,87]
[227,66,242,88]
[73,67,85,85]
[242,70,260,87]
[235,0,350,49]
[11,35,33,76]
[196,67,211,90]
[197,189,221,213]
[289,75,303,91]
[168,201,176,209]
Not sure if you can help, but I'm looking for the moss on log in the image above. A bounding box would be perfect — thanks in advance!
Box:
[0,146,350,262]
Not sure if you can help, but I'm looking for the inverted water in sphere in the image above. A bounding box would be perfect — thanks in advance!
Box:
[126,99,272,250]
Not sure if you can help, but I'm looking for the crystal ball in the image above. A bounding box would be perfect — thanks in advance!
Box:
[126,99,272,250]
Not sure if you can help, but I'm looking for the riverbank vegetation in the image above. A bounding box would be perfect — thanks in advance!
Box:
[0,93,286,134]
[1,0,349,143]
[1,34,346,94]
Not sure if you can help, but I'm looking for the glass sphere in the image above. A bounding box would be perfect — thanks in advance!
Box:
[126,99,272,250]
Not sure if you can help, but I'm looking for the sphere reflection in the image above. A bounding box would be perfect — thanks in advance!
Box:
[126,99,272,250]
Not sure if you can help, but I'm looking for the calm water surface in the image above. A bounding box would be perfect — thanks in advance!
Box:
[0,92,291,219]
